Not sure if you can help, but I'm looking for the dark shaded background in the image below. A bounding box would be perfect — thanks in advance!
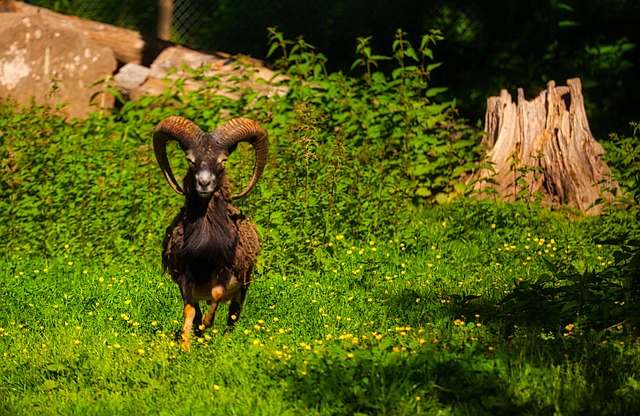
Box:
[27,0,640,137]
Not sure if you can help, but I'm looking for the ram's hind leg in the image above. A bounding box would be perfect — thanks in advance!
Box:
[202,297,220,329]
[226,284,249,335]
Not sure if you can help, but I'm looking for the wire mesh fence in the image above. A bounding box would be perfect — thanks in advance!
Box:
[23,0,483,56]
[70,0,147,31]
[24,0,219,50]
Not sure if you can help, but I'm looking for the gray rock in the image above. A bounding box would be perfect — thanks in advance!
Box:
[113,63,150,97]
[0,12,117,119]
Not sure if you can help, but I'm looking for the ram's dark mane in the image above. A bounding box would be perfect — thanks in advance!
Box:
[181,192,238,275]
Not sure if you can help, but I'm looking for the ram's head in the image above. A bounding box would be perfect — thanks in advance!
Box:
[153,116,269,199]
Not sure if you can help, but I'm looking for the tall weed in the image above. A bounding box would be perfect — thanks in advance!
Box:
[259,28,482,242]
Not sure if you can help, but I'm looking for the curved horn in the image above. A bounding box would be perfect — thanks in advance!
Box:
[213,118,269,199]
[153,116,205,195]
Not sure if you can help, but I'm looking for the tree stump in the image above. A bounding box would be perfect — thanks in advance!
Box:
[471,78,619,214]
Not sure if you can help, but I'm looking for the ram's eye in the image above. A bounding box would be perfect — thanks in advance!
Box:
[186,156,195,166]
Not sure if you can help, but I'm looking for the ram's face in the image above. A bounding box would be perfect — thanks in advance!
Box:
[185,144,227,199]
[154,116,268,199]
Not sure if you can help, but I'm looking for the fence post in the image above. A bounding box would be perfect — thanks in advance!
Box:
[156,0,173,41]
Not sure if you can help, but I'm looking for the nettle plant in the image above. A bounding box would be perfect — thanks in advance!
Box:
[260,28,482,242]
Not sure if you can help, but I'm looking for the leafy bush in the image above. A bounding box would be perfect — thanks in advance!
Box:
[256,28,482,243]
[0,29,479,260]
[0,99,167,259]
[603,121,640,204]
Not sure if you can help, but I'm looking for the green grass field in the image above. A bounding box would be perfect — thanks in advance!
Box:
[2,205,639,415]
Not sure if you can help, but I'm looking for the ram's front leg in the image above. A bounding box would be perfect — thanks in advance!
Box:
[177,276,201,350]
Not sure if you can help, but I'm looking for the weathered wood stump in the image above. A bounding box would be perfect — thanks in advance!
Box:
[471,78,619,214]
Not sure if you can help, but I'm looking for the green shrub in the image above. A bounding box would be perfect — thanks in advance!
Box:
[0,29,479,259]
[603,121,640,205]
[255,28,482,243]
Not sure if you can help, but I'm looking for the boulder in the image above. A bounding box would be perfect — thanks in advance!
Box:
[128,46,288,101]
[0,12,116,118]
[112,63,150,98]
[2,2,287,117]
[15,1,169,66]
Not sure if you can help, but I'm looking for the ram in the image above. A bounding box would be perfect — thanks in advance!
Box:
[153,116,268,349]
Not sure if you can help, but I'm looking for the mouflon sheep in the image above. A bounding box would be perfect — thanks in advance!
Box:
[153,116,268,348]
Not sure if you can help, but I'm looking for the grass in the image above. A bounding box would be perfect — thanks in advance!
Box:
[2,205,639,415]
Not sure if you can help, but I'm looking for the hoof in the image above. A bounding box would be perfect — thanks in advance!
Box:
[181,332,191,350]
